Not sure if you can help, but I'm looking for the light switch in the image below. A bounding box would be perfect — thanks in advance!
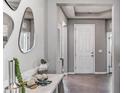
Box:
[98,49,103,53]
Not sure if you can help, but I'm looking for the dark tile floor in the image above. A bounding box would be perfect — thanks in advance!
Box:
[63,74,112,93]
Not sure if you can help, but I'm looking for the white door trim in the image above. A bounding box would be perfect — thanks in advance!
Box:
[56,23,68,74]
[74,24,95,74]
[56,24,62,74]
[107,32,112,73]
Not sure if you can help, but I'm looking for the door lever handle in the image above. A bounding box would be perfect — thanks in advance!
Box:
[91,51,94,54]
[91,54,94,57]
[60,58,64,67]
[60,58,64,73]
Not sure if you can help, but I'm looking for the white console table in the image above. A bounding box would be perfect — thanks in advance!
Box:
[26,74,64,93]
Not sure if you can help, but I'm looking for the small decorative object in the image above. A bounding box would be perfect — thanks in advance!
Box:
[35,74,51,86]
[41,74,48,80]
[37,59,48,74]
[36,59,52,86]
[36,80,52,86]
[34,74,48,81]
[4,60,20,93]
[27,78,36,86]
[26,78,38,89]
[28,84,38,89]
[26,74,51,88]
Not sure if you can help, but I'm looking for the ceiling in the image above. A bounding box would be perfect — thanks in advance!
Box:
[61,5,112,19]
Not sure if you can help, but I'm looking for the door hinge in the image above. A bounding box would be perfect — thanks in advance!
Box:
[74,27,76,32]
[108,37,111,39]
[75,66,77,69]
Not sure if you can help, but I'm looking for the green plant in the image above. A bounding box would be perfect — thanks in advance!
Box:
[14,58,25,93]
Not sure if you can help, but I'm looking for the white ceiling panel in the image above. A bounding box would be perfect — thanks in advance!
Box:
[61,5,112,19]
[61,6,75,18]
[75,5,112,13]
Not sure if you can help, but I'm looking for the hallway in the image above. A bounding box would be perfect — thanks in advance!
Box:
[63,74,112,93]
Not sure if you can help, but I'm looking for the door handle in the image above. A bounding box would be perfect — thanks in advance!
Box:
[60,58,64,67]
[91,51,94,54]
[60,58,64,73]
[91,54,94,57]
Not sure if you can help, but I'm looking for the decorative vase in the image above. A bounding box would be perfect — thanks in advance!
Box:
[4,60,21,93]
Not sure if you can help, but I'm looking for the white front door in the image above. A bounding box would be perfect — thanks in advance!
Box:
[74,24,95,74]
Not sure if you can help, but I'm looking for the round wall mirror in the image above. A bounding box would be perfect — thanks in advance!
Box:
[3,12,14,48]
[19,7,35,53]
[4,0,21,10]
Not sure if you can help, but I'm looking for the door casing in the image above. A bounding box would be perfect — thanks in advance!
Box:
[107,32,112,73]
[56,23,67,74]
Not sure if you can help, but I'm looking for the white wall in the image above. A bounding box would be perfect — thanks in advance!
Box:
[3,0,46,81]
[46,0,68,73]
[47,0,58,73]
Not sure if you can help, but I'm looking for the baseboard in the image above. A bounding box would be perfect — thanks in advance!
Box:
[95,72,107,74]
[65,72,107,75]
[64,72,75,75]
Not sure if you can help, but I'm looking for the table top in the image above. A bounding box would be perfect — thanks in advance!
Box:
[26,74,64,93]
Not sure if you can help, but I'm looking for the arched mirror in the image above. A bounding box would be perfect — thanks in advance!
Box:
[19,7,35,53]
[3,12,14,48]
[4,0,21,10]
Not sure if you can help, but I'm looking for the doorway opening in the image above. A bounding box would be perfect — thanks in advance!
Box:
[57,3,113,93]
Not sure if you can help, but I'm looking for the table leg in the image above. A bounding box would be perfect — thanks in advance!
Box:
[58,80,64,93]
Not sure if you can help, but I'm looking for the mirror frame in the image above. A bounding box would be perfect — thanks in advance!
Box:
[3,12,14,48]
[18,7,35,54]
[4,0,20,11]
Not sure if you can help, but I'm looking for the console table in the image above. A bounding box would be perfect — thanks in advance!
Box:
[26,74,64,93]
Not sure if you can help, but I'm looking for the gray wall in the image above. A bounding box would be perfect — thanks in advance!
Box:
[68,19,107,72]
